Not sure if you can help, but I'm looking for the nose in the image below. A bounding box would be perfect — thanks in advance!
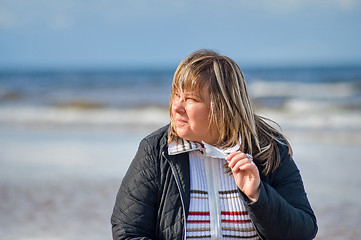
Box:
[172,97,185,113]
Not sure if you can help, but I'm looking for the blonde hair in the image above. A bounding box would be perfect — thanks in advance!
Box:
[169,49,292,174]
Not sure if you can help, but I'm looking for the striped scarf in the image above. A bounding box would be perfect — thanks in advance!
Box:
[168,139,259,240]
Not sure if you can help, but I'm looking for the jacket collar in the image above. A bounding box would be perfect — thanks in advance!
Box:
[168,138,204,156]
[168,138,240,159]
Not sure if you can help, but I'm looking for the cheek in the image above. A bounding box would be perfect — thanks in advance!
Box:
[192,108,210,127]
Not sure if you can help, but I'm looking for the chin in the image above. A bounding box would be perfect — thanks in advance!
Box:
[176,129,192,141]
[176,130,187,140]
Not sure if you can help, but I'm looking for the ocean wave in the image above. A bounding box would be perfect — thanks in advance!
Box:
[0,106,170,129]
[248,81,358,99]
[0,103,360,131]
[53,100,106,109]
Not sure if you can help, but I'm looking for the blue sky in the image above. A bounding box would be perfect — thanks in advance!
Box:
[0,0,360,69]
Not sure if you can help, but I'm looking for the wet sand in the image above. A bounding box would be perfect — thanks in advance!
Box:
[0,126,360,239]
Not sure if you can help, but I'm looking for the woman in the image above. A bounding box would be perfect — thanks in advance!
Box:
[111,50,317,239]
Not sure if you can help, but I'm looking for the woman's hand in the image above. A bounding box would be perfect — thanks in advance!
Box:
[226,151,260,202]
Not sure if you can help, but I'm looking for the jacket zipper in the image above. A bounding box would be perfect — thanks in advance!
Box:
[163,152,187,240]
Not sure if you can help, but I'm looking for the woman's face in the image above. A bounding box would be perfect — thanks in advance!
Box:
[172,85,218,145]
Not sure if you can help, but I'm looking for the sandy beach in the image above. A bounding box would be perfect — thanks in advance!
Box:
[0,123,360,240]
[0,126,146,240]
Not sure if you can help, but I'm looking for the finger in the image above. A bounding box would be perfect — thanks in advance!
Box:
[238,162,254,171]
[225,150,245,161]
[231,158,252,172]
[228,155,248,169]
[227,152,248,168]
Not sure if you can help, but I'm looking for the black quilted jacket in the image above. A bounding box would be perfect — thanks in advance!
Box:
[111,125,318,239]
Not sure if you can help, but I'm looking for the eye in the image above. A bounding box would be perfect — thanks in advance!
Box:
[185,94,201,103]
[185,97,197,102]
[173,93,184,104]
[174,92,181,99]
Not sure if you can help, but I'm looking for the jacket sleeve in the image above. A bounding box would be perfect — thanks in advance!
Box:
[111,138,159,240]
[242,143,318,240]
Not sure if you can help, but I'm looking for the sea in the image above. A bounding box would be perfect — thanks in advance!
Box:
[0,65,361,240]
[0,65,360,131]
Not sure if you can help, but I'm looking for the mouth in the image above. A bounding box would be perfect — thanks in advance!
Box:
[175,118,187,125]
